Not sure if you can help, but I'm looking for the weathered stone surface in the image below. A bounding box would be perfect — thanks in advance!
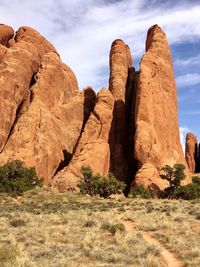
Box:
[109,39,132,101]
[0,26,57,152]
[0,24,14,46]
[51,88,114,192]
[109,39,134,181]
[0,52,96,185]
[134,25,186,190]
[185,133,198,173]
[133,163,168,197]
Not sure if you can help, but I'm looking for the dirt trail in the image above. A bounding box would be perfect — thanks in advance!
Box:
[118,214,186,267]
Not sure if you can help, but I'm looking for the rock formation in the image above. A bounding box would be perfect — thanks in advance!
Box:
[133,25,187,191]
[51,88,114,191]
[0,24,96,185]
[0,24,14,46]
[108,39,135,182]
[0,23,189,194]
[0,25,56,153]
[185,133,198,173]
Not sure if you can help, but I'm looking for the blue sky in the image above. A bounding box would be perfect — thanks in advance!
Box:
[0,0,200,150]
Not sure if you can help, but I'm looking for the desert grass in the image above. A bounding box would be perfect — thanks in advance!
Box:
[0,188,199,266]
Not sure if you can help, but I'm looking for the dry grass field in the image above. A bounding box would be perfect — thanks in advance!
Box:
[0,188,199,267]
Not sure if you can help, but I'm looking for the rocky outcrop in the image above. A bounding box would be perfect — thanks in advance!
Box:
[51,89,114,191]
[185,133,198,173]
[134,25,187,191]
[0,26,57,153]
[109,39,135,181]
[0,51,96,185]
[0,24,14,46]
[0,25,96,185]
[0,23,189,194]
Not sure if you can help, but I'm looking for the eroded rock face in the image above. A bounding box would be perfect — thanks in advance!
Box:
[0,26,57,153]
[109,39,135,181]
[0,24,14,46]
[134,25,187,191]
[0,51,96,185]
[185,133,198,173]
[51,88,114,191]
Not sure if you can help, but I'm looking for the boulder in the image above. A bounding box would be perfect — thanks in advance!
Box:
[133,163,168,197]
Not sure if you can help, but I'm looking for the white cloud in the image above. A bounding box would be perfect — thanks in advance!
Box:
[0,0,200,90]
[176,73,200,87]
[174,54,200,66]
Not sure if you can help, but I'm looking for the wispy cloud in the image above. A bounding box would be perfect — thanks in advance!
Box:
[176,73,200,87]
[0,0,200,90]
[174,54,200,66]
[183,111,200,115]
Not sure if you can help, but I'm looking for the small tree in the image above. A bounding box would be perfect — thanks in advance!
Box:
[79,166,125,198]
[129,185,152,199]
[0,160,42,196]
[160,164,186,198]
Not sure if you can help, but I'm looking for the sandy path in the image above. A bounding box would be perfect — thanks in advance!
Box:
[118,214,186,267]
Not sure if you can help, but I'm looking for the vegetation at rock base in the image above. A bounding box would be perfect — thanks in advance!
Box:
[0,160,42,196]
[129,184,152,199]
[160,164,200,200]
[171,176,200,200]
[79,166,125,198]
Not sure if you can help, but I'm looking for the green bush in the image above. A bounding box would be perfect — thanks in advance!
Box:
[192,176,200,185]
[161,165,200,200]
[170,176,200,200]
[110,223,125,235]
[172,183,200,200]
[160,164,186,198]
[79,166,125,198]
[0,160,42,196]
[129,185,152,199]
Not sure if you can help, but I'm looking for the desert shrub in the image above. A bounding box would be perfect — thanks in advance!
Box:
[171,182,200,200]
[10,218,26,227]
[0,160,42,196]
[161,165,200,199]
[100,222,125,235]
[110,223,125,235]
[79,166,125,198]
[160,164,186,198]
[84,220,96,228]
[192,176,200,185]
[129,185,152,199]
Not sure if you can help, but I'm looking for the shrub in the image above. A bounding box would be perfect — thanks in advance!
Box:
[160,164,186,198]
[171,182,200,200]
[10,219,26,227]
[161,165,200,200]
[100,222,125,235]
[110,223,125,235]
[0,160,42,196]
[79,166,125,198]
[129,185,152,199]
[192,176,200,185]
